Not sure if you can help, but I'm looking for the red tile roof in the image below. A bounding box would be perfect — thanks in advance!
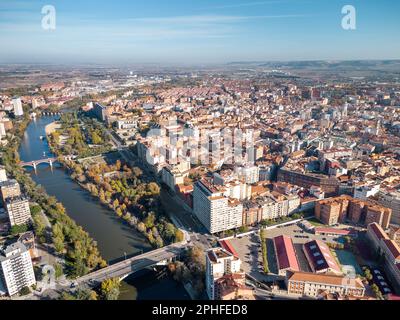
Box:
[303,240,341,273]
[273,235,300,272]
[382,239,400,261]
[314,227,354,236]
[219,240,239,258]
[368,222,389,241]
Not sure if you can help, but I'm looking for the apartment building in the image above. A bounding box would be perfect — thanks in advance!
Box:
[12,97,23,117]
[0,179,21,204]
[378,190,400,225]
[277,169,340,197]
[234,165,260,184]
[193,180,243,234]
[315,195,349,225]
[354,184,380,200]
[242,192,301,226]
[0,242,36,296]
[365,205,392,229]
[315,195,391,229]
[389,226,400,247]
[0,165,7,183]
[286,271,365,298]
[5,196,32,227]
[205,248,242,300]
[214,273,255,300]
[161,161,190,192]
[261,192,300,220]
[92,103,110,122]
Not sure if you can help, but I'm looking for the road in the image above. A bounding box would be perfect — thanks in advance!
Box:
[73,241,189,287]
[103,125,124,150]
[104,125,214,252]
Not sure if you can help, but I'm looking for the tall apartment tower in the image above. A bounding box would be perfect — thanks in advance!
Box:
[193,180,243,234]
[0,179,21,204]
[0,122,6,138]
[0,242,36,296]
[205,248,242,300]
[5,196,32,227]
[12,97,24,117]
[0,165,7,183]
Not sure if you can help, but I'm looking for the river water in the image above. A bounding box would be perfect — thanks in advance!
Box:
[18,116,189,300]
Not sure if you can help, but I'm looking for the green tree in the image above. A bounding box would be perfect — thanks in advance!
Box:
[53,235,65,253]
[30,205,42,215]
[10,224,28,235]
[54,263,63,279]
[19,286,31,296]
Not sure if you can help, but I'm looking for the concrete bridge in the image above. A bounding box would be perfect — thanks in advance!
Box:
[19,157,58,171]
[19,155,75,171]
[72,241,190,288]
[42,111,62,116]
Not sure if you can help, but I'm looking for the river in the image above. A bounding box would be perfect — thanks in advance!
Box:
[18,116,189,300]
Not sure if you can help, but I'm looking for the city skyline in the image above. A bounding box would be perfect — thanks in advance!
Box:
[0,0,399,65]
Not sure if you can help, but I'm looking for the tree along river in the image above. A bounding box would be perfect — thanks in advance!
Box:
[18,116,189,300]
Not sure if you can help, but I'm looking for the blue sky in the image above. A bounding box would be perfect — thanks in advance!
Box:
[0,0,399,65]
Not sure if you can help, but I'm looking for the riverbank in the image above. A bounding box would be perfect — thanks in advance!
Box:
[45,121,61,136]
[2,115,107,280]
[46,114,184,249]
[17,115,191,300]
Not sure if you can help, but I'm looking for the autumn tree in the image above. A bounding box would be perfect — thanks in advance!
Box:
[100,278,121,300]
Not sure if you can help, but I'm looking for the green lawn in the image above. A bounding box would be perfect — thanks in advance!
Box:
[307,217,325,227]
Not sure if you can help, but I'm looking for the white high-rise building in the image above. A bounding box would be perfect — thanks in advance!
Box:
[235,165,260,184]
[205,248,242,300]
[12,97,23,117]
[5,196,32,227]
[193,180,243,234]
[0,242,36,296]
[0,122,6,138]
[0,165,7,183]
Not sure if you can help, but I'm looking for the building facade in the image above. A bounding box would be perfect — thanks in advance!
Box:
[0,179,21,204]
[206,248,242,300]
[286,271,365,298]
[193,180,243,234]
[0,242,36,296]
[5,196,32,227]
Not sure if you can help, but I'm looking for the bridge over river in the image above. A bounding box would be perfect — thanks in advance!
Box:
[69,240,190,288]
[19,155,75,171]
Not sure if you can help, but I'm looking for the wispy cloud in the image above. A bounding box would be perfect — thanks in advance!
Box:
[209,1,289,9]
[122,14,310,24]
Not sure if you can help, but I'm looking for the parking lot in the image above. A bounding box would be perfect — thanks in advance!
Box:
[229,221,358,278]
[229,234,272,282]
[264,223,343,245]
